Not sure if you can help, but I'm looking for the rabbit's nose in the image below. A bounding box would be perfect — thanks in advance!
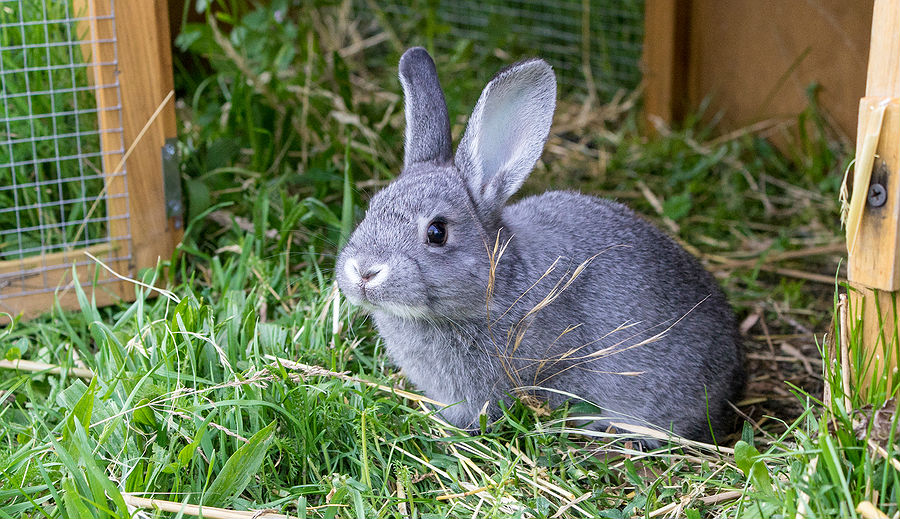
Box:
[360,264,384,281]
[345,258,390,287]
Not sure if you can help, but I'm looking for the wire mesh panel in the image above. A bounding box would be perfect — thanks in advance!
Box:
[367,0,644,100]
[0,0,131,307]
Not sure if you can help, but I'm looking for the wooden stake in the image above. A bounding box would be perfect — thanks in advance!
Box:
[848,0,900,397]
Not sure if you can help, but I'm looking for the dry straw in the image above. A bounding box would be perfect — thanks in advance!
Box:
[0,358,94,379]
[122,493,344,518]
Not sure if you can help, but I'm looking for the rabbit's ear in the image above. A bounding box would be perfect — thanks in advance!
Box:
[455,58,556,210]
[399,47,452,168]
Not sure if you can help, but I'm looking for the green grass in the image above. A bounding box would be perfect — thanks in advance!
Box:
[1,1,897,517]
[0,0,108,260]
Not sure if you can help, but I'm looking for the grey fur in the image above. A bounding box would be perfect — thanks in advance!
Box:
[399,47,452,167]
[337,48,744,443]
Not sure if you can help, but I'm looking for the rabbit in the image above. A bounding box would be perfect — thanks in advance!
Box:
[336,47,744,444]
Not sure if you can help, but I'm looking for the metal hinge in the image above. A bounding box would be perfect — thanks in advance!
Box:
[161,137,184,229]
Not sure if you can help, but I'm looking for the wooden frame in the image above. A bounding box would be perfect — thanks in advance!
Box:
[0,0,180,321]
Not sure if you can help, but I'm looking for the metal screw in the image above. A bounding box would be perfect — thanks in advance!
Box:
[868,183,887,207]
[163,143,176,158]
[167,199,182,214]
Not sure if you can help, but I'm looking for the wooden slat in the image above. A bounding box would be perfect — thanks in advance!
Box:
[849,99,900,290]
[73,0,130,296]
[0,243,116,275]
[0,271,133,324]
[850,101,900,393]
[866,0,900,98]
[0,245,127,324]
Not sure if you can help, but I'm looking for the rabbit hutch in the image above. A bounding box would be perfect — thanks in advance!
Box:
[0,0,180,321]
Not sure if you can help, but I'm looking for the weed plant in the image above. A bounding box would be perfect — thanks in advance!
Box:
[1,1,896,518]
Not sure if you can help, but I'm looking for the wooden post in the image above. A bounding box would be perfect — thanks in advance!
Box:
[75,0,180,272]
[641,0,691,128]
[113,1,181,274]
[848,0,900,398]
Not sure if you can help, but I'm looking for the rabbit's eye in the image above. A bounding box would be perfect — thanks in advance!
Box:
[426,220,447,246]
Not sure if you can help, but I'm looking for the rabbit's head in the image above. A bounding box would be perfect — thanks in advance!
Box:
[336,47,556,320]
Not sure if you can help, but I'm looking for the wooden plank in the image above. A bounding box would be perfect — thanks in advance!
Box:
[866,0,900,98]
[0,275,133,324]
[0,243,117,274]
[850,101,900,395]
[849,99,900,290]
[0,243,129,323]
[641,0,690,126]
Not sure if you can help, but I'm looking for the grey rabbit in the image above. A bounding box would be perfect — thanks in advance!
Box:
[336,47,744,443]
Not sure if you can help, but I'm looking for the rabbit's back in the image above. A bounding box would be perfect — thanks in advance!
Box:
[501,191,743,440]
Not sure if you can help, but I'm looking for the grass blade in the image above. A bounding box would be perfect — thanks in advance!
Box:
[203,420,277,507]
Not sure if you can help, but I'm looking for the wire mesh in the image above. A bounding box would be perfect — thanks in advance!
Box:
[364,0,644,100]
[0,0,130,300]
